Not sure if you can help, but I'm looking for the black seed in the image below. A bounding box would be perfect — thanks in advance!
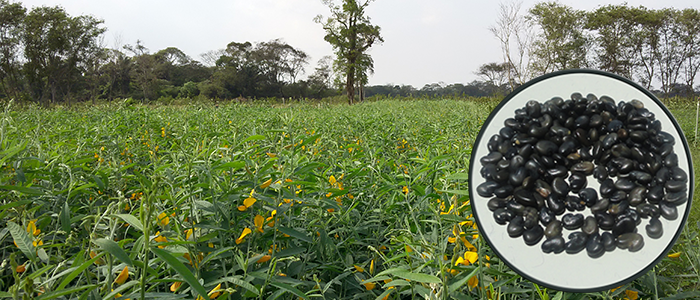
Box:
[476,181,499,197]
[493,208,514,225]
[601,232,616,251]
[659,201,678,220]
[596,212,615,230]
[523,224,544,246]
[539,207,555,225]
[522,207,539,229]
[664,190,688,205]
[646,185,664,204]
[562,213,584,230]
[617,232,644,252]
[542,236,566,254]
[578,188,598,207]
[665,180,687,193]
[599,179,615,197]
[507,216,525,237]
[612,216,636,237]
[664,153,678,168]
[581,216,598,235]
[571,161,594,175]
[614,178,636,191]
[514,189,538,207]
[670,167,688,183]
[487,197,507,211]
[587,233,605,258]
[547,194,566,215]
[646,218,663,239]
[628,186,646,207]
[535,140,558,155]
[566,232,587,254]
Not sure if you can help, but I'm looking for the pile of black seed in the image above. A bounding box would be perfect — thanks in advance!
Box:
[477,93,688,258]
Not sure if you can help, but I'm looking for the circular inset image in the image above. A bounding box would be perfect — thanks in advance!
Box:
[469,69,693,292]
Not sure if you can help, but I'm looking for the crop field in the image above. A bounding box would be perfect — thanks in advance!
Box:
[0,98,699,300]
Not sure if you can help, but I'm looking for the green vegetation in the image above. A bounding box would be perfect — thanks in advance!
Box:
[0,97,699,299]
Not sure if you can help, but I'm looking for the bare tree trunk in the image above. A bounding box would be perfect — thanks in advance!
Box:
[346,64,355,105]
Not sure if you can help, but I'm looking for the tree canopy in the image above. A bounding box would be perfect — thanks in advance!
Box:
[315,0,383,104]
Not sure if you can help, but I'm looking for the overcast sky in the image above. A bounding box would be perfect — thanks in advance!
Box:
[18,0,700,88]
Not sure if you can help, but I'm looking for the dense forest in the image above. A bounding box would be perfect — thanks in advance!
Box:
[1,1,700,105]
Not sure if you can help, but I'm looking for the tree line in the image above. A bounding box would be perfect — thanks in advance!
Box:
[485,1,700,97]
[0,1,343,105]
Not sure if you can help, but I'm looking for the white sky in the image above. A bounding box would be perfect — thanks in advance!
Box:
[17,0,700,88]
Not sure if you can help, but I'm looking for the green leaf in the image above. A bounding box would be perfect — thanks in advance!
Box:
[0,200,31,211]
[150,247,209,300]
[275,247,306,258]
[445,173,469,180]
[28,264,54,280]
[221,276,259,296]
[0,185,44,195]
[101,281,139,300]
[439,189,470,196]
[7,221,36,261]
[278,227,313,243]
[60,201,71,233]
[0,141,27,165]
[448,266,479,293]
[112,214,144,232]
[375,289,393,300]
[213,160,246,170]
[55,252,105,291]
[269,281,309,300]
[244,135,266,142]
[36,285,96,300]
[94,238,133,266]
[392,270,441,284]
[200,246,235,267]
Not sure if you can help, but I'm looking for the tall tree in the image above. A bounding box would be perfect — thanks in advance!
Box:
[0,1,25,100]
[528,2,588,74]
[315,0,383,104]
[585,4,642,79]
[489,1,533,91]
[23,6,105,105]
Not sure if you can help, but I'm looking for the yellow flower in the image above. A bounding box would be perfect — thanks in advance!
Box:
[28,220,40,236]
[329,175,336,185]
[254,215,264,233]
[170,281,182,292]
[370,259,375,275]
[115,266,129,285]
[154,232,167,248]
[257,255,271,263]
[668,252,681,258]
[16,264,25,273]
[157,212,170,227]
[467,275,478,290]
[185,228,193,241]
[237,205,247,211]
[90,251,105,265]
[235,228,252,244]
[362,281,376,290]
[244,196,256,207]
[625,289,639,300]
[402,186,409,194]
[33,239,43,247]
[209,283,222,299]
[260,179,272,188]
[405,245,413,253]
[353,265,365,272]
[266,152,277,158]
[266,210,276,227]
[456,251,479,266]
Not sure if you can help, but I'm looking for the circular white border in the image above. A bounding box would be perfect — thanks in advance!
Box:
[469,70,693,292]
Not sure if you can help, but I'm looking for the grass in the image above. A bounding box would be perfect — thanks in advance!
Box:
[0,97,698,299]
